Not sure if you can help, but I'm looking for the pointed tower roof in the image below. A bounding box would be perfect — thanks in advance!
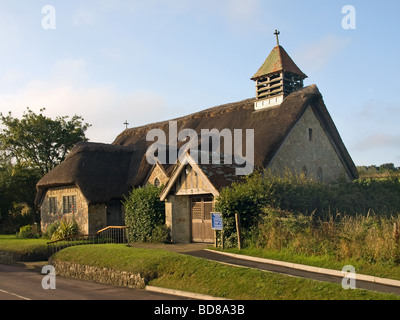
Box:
[251,45,307,81]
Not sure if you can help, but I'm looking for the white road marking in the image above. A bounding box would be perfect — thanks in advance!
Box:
[0,288,32,300]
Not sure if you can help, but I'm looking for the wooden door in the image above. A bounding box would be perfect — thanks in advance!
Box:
[107,199,124,226]
[191,196,214,243]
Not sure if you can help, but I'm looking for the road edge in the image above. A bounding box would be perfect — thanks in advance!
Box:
[205,249,400,288]
[145,285,231,300]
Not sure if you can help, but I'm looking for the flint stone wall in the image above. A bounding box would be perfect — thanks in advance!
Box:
[0,250,49,264]
[51,260,147,289]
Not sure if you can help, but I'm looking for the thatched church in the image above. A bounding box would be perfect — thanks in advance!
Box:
[36,33,358,243]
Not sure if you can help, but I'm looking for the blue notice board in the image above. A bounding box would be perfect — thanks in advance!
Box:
[212,213,223,230]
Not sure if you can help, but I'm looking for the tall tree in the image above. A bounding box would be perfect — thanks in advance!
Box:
[0,108,91,175]
[0,108,91,230]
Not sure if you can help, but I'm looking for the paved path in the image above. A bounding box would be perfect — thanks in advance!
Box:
[0,263,190,300]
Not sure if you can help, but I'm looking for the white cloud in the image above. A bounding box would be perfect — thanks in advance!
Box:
[73,7,95,25]
[51,57,89,85]
[0,83,168,144]
[0,10,22,56]
[353,133,400,152]
[0,70,26,89]
[296,34,351,73]
[0,58,168,144]
[90,0,267,32]
[204,0,267,32]
[224,0,261,22]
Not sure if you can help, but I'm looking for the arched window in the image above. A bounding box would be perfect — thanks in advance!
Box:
[194,171,198,189]
[302,166,308,177]
[317,167,323,182]
[154,178,161,188]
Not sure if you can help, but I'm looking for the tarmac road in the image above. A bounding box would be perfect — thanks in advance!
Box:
[0,263,189,301]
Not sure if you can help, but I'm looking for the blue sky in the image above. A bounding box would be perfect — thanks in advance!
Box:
[0,0,399,167]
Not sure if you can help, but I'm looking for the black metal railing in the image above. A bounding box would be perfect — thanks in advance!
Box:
[47,226,129,255]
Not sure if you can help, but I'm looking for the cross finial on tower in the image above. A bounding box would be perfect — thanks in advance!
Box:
[274,30,280,46]
[124,120,129,129]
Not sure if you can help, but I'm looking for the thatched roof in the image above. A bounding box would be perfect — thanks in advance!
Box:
[35,84,358,205]
[35,142,136,205]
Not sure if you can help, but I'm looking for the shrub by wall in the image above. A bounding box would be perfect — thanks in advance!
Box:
[251,207,400,265]
[48,218,80,241]
[215,169,400,247]
[17,223,41,239]
[123,185,168,243]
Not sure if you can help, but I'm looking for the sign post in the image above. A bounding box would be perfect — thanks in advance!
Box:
[235,213,242,250]
[212,213,223,248]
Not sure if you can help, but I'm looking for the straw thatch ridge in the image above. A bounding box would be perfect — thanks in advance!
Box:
[35,142,136,205]
[35,84,358,206]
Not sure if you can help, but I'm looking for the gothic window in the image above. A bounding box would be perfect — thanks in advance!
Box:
[154,178,161,188]
[317,167,323,182]
[302,166,308,177]
[184,166,191,189]
[180,170,185,189]
[194,171,198,189]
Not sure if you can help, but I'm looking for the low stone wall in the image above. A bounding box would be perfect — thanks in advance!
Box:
[0,251,21,264]
[0,250,49,265]
[51,260,147,289]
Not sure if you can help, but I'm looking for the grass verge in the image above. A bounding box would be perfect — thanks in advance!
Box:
[0,235,48,256]
[52,244,400,300]
[213,246,400,281]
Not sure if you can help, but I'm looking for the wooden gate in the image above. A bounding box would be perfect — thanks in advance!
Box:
[191,196,214,243]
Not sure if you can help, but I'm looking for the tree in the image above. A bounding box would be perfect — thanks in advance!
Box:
[379,163,396,173]
[0,161,42,232]
[0,108,91,175]
[0,108,91,232]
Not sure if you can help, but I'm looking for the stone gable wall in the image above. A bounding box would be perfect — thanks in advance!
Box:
[268,105,350,182]
[147,164,169,186]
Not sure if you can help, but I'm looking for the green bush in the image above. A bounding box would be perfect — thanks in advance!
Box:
[123,185,166,243]
[215,169,400,247]
[149,224,171,244]
[50,218,80,241]
[43,221,59,239]
[252,208,400,265]
[17,223,41,239]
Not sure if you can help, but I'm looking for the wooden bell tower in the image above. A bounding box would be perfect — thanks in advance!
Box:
[251,30,308,110]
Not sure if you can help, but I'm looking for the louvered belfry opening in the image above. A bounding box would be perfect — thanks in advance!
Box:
[255,71,305,101]
[251,31,307,110]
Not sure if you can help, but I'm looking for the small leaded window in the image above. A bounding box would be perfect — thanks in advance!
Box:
[63,195,77,214]
[49,197,57,214]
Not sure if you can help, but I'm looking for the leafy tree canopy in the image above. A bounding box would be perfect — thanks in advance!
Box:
[0,108,91,175]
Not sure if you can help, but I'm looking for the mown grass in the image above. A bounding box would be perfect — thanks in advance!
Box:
[52,244,400,300]
[0,234,48,256]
